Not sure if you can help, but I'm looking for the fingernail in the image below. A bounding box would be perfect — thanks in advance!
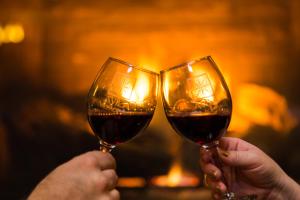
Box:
[218,148,229,157]
[203,174,210,187]
[207,170,218,180]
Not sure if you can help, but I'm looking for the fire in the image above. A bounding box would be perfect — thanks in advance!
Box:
[117,177,146,188]
[229,83,298,136]
[0,24,24,45]
[164,162,182,187]
[151,162,199,187]
[121,72,150,104]
[162,73,170,104]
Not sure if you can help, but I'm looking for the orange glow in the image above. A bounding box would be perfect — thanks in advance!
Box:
[229,83,298,136]
[0,24,24,45]
[0,27,4,44]
[117,177,146,188]
[121,73,150,104]
[162,73,170,104]
[137,58,159,73]
[151,162,199,187]
[159,57,298,137]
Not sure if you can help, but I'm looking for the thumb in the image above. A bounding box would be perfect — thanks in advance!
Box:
[218,148,257,168]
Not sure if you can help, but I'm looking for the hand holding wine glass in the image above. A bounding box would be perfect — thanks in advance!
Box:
[87,57,158,152]
[28,151,119,200]
[200,137,300,200]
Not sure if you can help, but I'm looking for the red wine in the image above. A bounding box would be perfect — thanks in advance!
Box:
[88,111,153,145]
[167,114,230,145]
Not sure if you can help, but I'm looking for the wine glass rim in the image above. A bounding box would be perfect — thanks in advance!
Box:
[108,57,159,76]
[160,55,213,74]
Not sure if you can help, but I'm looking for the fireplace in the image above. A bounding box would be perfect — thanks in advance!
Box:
[0,0,300,199]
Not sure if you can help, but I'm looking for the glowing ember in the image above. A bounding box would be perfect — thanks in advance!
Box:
[117,177,146,188]
[151,163,199,187]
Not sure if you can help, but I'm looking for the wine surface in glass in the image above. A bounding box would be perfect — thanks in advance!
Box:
[88,110,152,145]
[166,114,230,145]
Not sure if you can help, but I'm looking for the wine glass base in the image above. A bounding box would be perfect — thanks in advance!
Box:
[223,192,258,200]
[223,192,235,200]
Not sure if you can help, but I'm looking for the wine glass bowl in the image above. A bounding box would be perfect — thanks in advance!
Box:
[87,57,159,152]
[161,56,232,147]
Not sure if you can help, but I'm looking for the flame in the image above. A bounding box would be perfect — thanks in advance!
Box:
[165,162,183,187]
[121,73,150,104]
[121,80,134,100]
[151,162,199,187]
[162,73,170,104]
[229,83,298,136]
[131,73,150,103]
[0,24,24,45]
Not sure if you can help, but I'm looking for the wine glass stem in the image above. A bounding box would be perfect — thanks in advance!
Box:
[99,140,114,153]
[201,141,235,200]
[99,146,112,152]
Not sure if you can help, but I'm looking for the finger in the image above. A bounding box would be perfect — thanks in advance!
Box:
[98,189,120,200]
[84,151,116,170]
[200,163,222,181]
[101,169,118,190]
[200,148,212,163]
[95,152,116,170]
[219,137,255,151]
[205,177,227,192]
[109,189,120,200]
[218,148,258,168]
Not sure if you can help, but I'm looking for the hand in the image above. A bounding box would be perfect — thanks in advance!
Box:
[200,137,300,200]
[28,151,119,200]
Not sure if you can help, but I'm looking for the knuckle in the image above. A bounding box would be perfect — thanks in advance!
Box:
[93,174,109,190]
[105,154,116,167]
[111,189,120,200]
[106,169,118,180]
[81,151,100,167]
[98,153,116,169]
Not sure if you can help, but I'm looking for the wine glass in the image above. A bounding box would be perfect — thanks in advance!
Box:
[87,57,159,152]
[161,56,256,199]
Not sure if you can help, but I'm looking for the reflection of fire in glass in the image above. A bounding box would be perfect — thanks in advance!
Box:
[121,77,134,100]
[151,162,200,187]
[118,73,150,104]
[110,72,135,99]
